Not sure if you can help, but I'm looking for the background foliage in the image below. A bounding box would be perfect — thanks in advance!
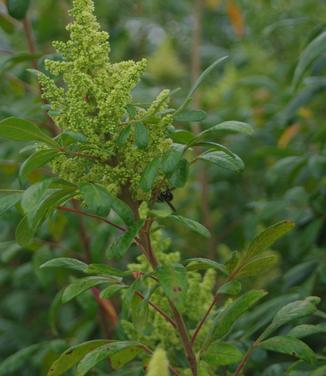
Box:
[0,0,325,375]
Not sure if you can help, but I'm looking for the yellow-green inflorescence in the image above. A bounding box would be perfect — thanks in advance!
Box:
[122,230,216,355]
[39,0,173,200]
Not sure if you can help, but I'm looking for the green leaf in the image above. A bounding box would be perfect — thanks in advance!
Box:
[170,129,195,145]
[22,183,76,231]
[140,158,160,192]
[185,258,228,275]
[107,220,144,259]
[111,345,144,370]
[190,141,238,158]
[0,192,21,216]
[19,148,59,179]
[109,194,135,226]
[170,215,211,238]
[156,263,188,312]
[202,342,243,366]
[288,323,326,338]
[62,276,115,303]
[116,125,131,145]
[135,122,149,149]
[198,151,244,173]
[213,290,267,339]
[0,344,40,376]
[177,56,228,112]
[7,0,31,20]
[15,216,33,247]
[175,110,207,122]
[76,342,142,376]
[80,183,112,217]
[149,208,173,218]
[168,158,189,187]
[85,264,129,277]
[198,121,253,138]
[47,340,109,376]
[218,280,242,296]
[49,290,63,335]
[237,253,279,278]
[245,220,295,259]
[162,146,184,175]
[40,257,88,273]
[0,117,58,147]
[259,336,315,363]
[292,31,326,91]
[259,297,321,341]
[100,284,127,299]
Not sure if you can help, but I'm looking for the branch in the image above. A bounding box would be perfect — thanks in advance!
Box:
[57,205,127,233]
[135,291,176,329]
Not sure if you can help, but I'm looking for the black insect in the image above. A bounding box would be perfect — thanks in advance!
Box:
[157,188,176,212]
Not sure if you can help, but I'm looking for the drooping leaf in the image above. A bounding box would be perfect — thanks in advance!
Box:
[288,323,326,338]
[110,344,143,369]
[292,31,326,91]
[218,280,242,296]
[19,148,59,179]
[0,117,58,147]
[259,297,321,341]
[47,340,109,376]
[198,151,244,173]
[168,158,189,187]
[0,344,40,376]
[109,194,135,226]
[100,284,127,299]
[185,258,228,275]
[162,145,184,175]
[85,264,129,277]
[245,220,295,259]
[140,158,160,192]
[202,342,243,366]
[175,110,207,122]
[0,192,21,216]
[76,342,143,376]
[40,257,88,273]
[259,336,315,363]
[79,183,112,217]
[135,122,149,149]
[212,290,267,339]
[156,264,188,312]
[310,365,326,376]
[15,216,34,247]
[107,220,144,259]
[170,215,211,238]
[62,276,116,303]
[7,0,31,20]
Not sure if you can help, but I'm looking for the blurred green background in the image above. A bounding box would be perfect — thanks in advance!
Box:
[0,0,325,375]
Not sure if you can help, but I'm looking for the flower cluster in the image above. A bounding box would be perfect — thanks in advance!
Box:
[39,0,172,199]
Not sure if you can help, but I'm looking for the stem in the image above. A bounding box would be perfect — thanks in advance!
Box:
[139,220,197,376]
[22,18,37,68]
[135,291,176,329]
[233,344,255,376]
[191,293,219,345]
[57,205,127,233]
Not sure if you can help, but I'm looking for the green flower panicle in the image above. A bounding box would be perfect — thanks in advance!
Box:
[38,0,173,200]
